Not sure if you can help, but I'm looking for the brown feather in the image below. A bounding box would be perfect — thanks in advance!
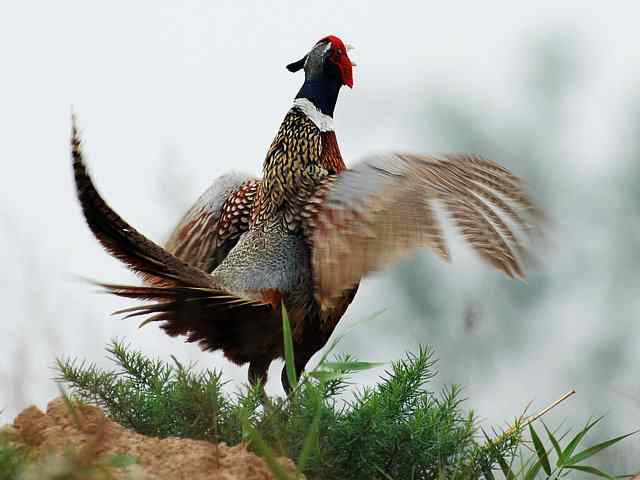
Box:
[304,153,542,306]
[164,177,259,274]
[72,118,215,290]
[71,119,279,365]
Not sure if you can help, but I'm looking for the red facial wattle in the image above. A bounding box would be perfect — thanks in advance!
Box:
[320,35,354,88]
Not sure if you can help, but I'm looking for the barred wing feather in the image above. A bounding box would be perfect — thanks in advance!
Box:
[303,153,543,306]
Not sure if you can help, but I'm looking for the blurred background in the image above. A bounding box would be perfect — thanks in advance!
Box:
[1,1,639,474]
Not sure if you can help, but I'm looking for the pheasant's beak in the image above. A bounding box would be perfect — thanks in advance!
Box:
[286,55,307,73]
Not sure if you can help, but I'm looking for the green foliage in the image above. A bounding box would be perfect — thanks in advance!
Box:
[55,340,264,445]
[0,432,30,480]
[56,340,495,479]
[503,420,637,480]
[55,336,634,480]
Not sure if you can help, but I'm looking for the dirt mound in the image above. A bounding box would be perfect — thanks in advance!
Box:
[7,397,297,479]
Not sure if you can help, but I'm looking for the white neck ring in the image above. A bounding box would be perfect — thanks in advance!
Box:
[292,98,334,132]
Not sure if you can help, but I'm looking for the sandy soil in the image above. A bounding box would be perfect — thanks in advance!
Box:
[6,396,298,479]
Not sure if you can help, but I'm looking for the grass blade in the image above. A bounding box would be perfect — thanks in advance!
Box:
[563,464,615,479]
[321,360,384,372]
[560,417,603,465]
[529,424,551,475]
[297,396,322,471]
[307,371,346,383]
[523,459,543,480]
[281,304,297,390]
[566,431,637,465]
[542,421,563,464]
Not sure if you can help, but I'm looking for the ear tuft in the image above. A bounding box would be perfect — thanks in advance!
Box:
[286,56,307,72]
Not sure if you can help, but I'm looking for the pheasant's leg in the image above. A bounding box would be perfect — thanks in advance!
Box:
[248,357,271,389]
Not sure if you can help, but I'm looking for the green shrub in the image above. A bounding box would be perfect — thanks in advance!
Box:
[55,337,635,479]
[49,306,635,480]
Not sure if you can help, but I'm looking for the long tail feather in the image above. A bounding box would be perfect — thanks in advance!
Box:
[71,116,214,289]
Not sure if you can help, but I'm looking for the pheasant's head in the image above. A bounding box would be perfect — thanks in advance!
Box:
[287,35,354,89]
[287,35,354,119]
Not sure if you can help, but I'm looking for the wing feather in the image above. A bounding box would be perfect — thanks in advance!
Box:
[304,153,542,306]
[165,173,258,273]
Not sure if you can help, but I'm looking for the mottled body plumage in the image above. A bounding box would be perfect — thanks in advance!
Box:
[202,102,356,385]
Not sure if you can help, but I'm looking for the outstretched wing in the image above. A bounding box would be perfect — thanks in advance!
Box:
[303,153,543,306]
[165,173,259,273]
[71,118,273,355]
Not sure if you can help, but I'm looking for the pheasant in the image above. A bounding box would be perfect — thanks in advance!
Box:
[71,35,542,391]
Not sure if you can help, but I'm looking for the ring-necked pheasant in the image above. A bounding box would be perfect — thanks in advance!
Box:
[71,35,542,391]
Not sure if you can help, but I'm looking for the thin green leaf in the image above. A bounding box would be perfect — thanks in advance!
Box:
[512,451,535,479]
[560,417,603,465]
[297,396,322,471]
[281,304,297,390]
[170,354,184,370]
[529,424,551,475]
[307,371,346,383]
[314,337,343,369]
[322,360,384,372]
[543,421,563,464]
[563,464,615,479]
[566,431,637,465]
[523,458,543,480]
